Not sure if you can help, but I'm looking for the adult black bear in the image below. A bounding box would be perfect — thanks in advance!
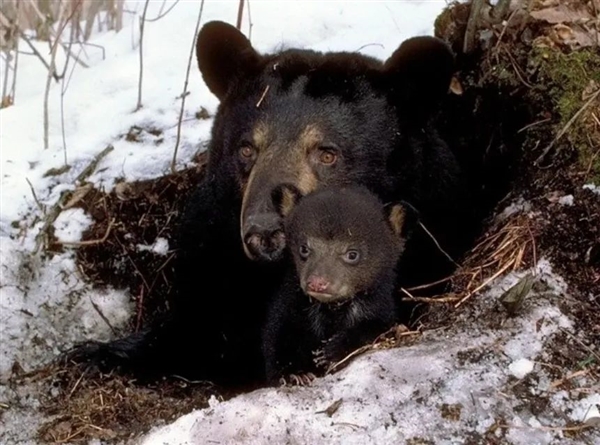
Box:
[66,21,471,387]
[262,185,416,384]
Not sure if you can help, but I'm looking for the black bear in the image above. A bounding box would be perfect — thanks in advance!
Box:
[262,185,416,384]
[65,20,470,387]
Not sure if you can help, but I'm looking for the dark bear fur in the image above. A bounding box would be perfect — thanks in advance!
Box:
[65,21,471,388]
[262,186,415,383]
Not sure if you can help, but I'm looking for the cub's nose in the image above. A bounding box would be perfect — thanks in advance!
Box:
[306,276,330,294]
[242,214,286,262]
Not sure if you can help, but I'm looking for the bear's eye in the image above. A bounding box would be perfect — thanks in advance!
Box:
[343,249,360,264]
[317,147,338,165]
[239,145,256,161]
[299,244,311,259]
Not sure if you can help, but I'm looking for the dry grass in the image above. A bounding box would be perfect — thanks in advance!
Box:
[18,363,216,444]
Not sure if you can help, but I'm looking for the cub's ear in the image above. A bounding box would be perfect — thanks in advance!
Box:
[382,36,455,120]
[196,21,261,100]
[272,184,303,218]
[386,201,420,239]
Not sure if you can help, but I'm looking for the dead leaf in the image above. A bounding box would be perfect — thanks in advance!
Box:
[63,184,93,209]
[530,4,593,24]
[43,164,71,178]
[500,273,535,316]
[316,398,343,417]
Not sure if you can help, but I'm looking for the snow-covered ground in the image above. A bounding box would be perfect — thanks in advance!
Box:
[1,1,598,444]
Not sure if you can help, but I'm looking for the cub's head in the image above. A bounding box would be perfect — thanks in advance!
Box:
[278,185,416,303]
[196,21,453,262]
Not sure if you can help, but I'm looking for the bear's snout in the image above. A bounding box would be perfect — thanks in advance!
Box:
[242,213,286,262]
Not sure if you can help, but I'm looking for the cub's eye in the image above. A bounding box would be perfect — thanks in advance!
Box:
[239,145,256,160]
[317,147,338,165]
[299,244,310,259]
[343,249,360,264]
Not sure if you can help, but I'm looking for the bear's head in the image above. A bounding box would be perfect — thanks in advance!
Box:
[196,21,454,263]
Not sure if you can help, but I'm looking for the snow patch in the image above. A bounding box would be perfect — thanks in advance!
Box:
[53,208,93,243]
[137,237,170,255]
[583,183,600,196]
[557,194,574,206]
[496,197,532,222]
[570,394,600,423]
[508,358,535,379]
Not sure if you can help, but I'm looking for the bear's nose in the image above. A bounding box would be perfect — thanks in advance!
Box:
[242,214,286,262]
[307,276,330,294]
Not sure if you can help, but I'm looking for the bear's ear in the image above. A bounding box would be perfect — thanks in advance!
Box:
[196,21,261,100]
[382,36,455,120]
[385,200,420,239]
[272,184,303,218]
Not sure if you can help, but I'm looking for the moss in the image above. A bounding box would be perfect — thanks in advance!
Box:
[529,47,600,179]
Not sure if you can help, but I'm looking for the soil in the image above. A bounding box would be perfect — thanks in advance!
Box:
[30,1,600,442]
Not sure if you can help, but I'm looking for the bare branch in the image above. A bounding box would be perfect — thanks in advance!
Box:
[136,0,151,111]
[236,0,244,30]
[10,40,19,103]
[145,0,180,22]
[19,31,59,81]
[171,0,205,173]
[246,0,253,42]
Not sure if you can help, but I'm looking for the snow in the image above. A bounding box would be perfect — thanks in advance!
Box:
[509,358,535,379]
[583,183,600,196]
[137,237,170,255]
[1,1,598,444]
[557,194,574,206]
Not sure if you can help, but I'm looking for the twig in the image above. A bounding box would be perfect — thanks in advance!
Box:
[43,2,73,150]
[60,24,77,166]
[246,0,253,41]
[400,287,460,303]
[136,0,151,111]
[405,275,453,292]
[256,85,270,108]
[236,0,245,30]
[355,43,384,52]
[2,50,10,104]
[67,369,87,399]
[504,47,534,88]
[517,118,552,134]
[135,285,144,332]
[499,422,595,433]
[58,218,115,247]
[171,0,205,173]
[535,88,600,165]
[145,0,180,22]
[10,10,20,104]
[19,32,59,80]
[26,178,45,214]
[492,7,519,54]
[418,221,460,268]
[89,297,117,335]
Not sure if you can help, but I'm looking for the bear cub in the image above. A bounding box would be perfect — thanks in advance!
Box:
[262,185,416,384]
